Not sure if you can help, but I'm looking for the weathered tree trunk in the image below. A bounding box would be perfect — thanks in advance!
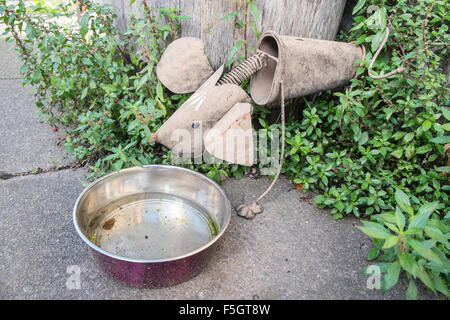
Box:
[97,0,347,69]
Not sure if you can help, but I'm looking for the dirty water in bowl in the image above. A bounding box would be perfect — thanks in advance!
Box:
[86,192,219,260]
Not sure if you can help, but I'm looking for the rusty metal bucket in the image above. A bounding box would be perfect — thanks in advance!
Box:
[250,31,365,106]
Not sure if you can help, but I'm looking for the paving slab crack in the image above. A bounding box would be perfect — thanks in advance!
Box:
[0,161,82,181]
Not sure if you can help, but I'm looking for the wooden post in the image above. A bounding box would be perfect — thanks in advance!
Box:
[97,0,347,69]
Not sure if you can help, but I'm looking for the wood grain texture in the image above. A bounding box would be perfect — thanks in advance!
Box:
[97,0,347,69]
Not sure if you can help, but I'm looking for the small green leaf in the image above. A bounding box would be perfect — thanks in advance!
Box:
[112,159,124,171]
[442,123,450,131]
[358,132,369,145]
[130,53,139,66]
[356,221,392,239]
[395,189,413,216]
[407,238,442,265]
[80,12,90,39]
[249,1,260,22]
[206,170,217,179]
[375,213,396,224]
[123,140,137,151]
[367,248,379,261]
[398,252,418,277]
[408,202,438,231]
[136,73,149,90]
[228,40,244,59]
[431,136,450,144]
[378,7,387,30]
[156,81,164,102]
[394,207,405,231]
[383,236,398,249]
[129,157,141,167]
[391,149,403,159]
[103,153,118,161]
[415,144,432,154]
[442,107,450,121]
[352,0,366,15]
[415,264,436,293]
[249,20,260,39]
[404,132,415,142]
[405,144,415,159]
[424,225,449,243]
[421,120,432,131]
[371,29,386,52]
[404,51,417,60]
[156,100,166,116]
[81,87,88,99]
[32,70,42,83]
[432,274,449,297]
[220,10,240,21]
[384,222,400,234]
[176,15,192,21]
[406,279,418,300]
[382,261,400,294]
[143,126,151,142]
[81,180,90,188]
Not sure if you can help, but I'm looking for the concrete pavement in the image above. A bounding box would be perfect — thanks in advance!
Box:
[0,171,436,299]
[0,40,74,174]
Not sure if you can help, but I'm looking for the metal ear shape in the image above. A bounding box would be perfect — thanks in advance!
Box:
[156,37,214,94]
[204,103,254,166]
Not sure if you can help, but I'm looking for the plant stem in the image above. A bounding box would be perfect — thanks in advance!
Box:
[244,0,248,60]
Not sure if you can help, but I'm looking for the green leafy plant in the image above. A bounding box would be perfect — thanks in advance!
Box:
[431,101,450,176]
[254,0,450,296]
[220,0,261,66]
[2,0,174,176]
[276,0,449,220]
[0,0,250,185]
[31,0,64,13]
[358,188,449,299]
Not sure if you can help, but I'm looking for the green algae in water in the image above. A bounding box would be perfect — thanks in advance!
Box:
[88,234,96,243]
[205,214,219,238]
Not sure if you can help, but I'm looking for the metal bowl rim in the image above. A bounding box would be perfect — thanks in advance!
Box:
[73,164,232,263]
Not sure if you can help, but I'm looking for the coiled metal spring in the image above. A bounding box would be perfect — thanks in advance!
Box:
[217,51,267,86]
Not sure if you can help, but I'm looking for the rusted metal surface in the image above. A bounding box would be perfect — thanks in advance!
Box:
[204,103,254,166]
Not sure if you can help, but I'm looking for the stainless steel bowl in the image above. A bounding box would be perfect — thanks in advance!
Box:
[73,165,231,287]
